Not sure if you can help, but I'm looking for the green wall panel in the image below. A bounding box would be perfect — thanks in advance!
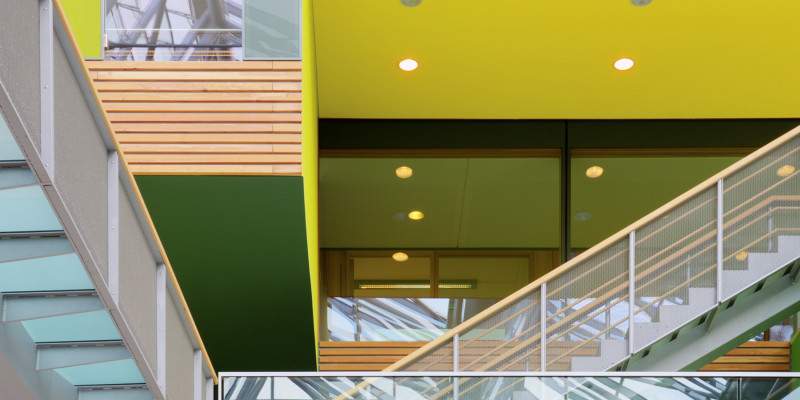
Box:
[136,175,316,372]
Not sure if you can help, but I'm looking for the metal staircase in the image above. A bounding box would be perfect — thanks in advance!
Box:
[386,125,800,374]
[0,0,215,397]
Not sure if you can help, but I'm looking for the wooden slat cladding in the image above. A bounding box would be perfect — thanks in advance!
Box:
[319,341,426,372]
[86,60,302,175]
[321,340,792,372]
[700,341,791,372]
[318,341,600,372]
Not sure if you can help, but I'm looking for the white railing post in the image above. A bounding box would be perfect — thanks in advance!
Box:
[628,231,636,355]
[453,333,459,372]
[717,179,724,303]
[541,282,547,372]
[453,333,460,400]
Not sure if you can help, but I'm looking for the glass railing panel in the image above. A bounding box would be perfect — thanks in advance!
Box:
[327,298,499,342]
[243,0,301,60]
[457,286,542,372]
[220,374,800,400]
[105,0,244,61]
[545,238,629,371]
[632,186,718,352]
[722,136,800,300]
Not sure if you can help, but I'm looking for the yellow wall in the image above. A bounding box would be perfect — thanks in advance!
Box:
[60,0,102,58]
[302,0,321,368]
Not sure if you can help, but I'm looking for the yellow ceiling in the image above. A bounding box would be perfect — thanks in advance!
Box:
[312,0,800,119]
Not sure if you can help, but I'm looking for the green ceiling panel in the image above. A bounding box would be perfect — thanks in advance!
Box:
[136,175,316,372]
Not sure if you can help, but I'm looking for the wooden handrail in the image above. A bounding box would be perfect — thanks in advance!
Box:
[386,124,800,372]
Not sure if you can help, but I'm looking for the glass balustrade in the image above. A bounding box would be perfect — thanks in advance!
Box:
[220,373,800,400]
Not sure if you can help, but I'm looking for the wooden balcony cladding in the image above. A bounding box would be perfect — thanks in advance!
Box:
[699,341,791,372]
[86,61,303,175]
[320,340,791,372]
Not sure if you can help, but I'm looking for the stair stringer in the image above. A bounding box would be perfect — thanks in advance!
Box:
[625,258,800,371]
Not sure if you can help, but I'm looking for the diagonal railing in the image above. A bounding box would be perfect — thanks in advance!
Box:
[385,125,800,374]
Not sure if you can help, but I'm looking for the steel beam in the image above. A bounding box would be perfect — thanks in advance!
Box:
[627,272,800,372]
[2,291,103,323]
[36,340,129,371]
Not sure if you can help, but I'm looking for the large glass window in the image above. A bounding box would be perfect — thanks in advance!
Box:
[569,155,742,254]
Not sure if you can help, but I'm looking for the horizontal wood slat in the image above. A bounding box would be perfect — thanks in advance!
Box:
[116,133,301,144]
[127,164,302,175]
[88,61,302,175]
[112,123,302,134]
[102,102,302,112]
[91,70,302,82]
[318,341,599,372]
[321,341,792,372]
[107,112,302,123]
[700,341,791,372]
[86,60,302,71]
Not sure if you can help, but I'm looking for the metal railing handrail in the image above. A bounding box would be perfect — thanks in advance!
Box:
[386,124,800,372]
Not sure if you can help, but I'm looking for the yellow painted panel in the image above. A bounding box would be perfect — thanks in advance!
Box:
[60,0,102,59]
[314,0,800,119]
[302,0,321,369]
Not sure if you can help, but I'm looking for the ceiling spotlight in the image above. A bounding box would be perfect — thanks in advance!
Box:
[735,251,748,261]
[401,0,422,6]
[777,164,795,177]
[396,166,413,179]
[630,0,653,5]
[392,252,409,262]
[399,59,419,71]
[408,210,425,220]
[614,58,635,71]
[586,166,604,178]
[574,212,592,222]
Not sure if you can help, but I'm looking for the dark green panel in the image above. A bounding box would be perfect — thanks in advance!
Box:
[568,119,800,148]
[136,176,315,372]
[320,119,566,149]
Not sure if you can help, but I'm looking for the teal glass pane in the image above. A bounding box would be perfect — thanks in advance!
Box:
[0,237,73,263]
[56,359,145,386]
[244,0,301,60]
[0,253,92,292]
[22,310,121,342]
[0,185,62,232]
[0,115,25,161]
[0,168,35,189]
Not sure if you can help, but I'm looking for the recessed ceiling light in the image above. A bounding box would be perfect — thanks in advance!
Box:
[735,251,748,261]
[614,58,635,71]
[630,0,653,5]
[574,212,592,222]
[401,0,421,6]
[399,59,419,71]
[392,252,409,262]
[777,164,795,177]
[586,166,604,178]
[396,166,413,179]
[408,210,425,220]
